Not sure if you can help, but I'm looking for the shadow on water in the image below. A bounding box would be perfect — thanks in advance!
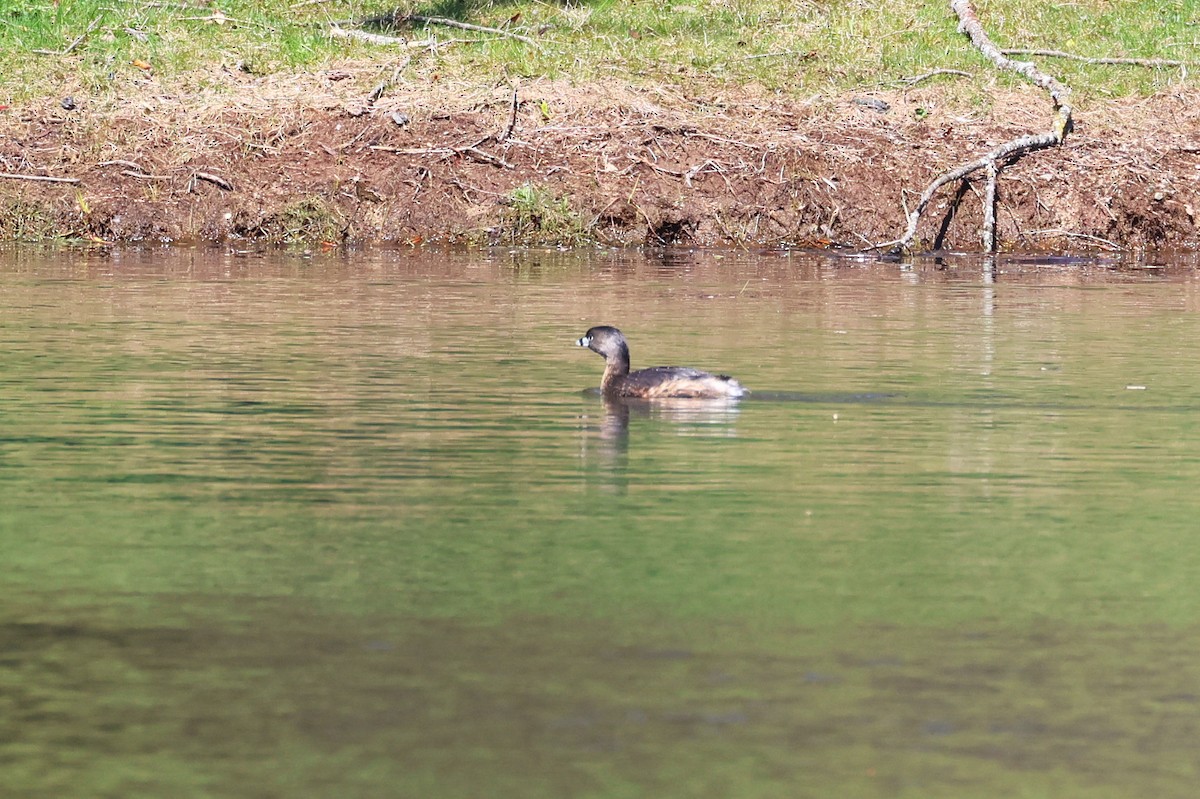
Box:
[10,606,1200,798]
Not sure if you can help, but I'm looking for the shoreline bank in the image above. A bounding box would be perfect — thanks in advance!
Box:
[3,77,1199,252]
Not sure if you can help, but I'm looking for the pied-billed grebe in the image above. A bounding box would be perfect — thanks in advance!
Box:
[576,325,747,399]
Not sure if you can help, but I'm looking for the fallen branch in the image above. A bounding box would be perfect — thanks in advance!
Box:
[191,171,233,190]
[981,160,998,251]
[0,172,81,184]
[497,87,519,143]
[741,49,817,62]
[328,23,434,48]
[899,68,973,86]
[408,14,540,48]
[98,159,146,172]
[1001,49,1196,68]
[878,0,1073,253]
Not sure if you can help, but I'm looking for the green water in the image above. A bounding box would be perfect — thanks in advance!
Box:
[4,247,1200,797]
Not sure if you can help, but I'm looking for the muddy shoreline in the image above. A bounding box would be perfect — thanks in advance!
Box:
[3,76,1199,251]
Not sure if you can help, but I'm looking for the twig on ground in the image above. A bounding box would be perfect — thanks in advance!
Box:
[0,172,81,184]
[99,159,170,180]
[683,160,728,189]
[98,159,146,172]
[877,0,1073,253]
[328,23,434,48]
[447,178,505,199]
[33,16,102,56]
[179,12,267,28]
[192,171,233,190]
[372,134,490,156]
[407,14,540,48]
[461,146,513,169]
[741,49,816,61]
[373,134,513,168]
[497,87,519,143]
[1001,49,1196,68]
[900,68,973,86]
[630,158,685,178]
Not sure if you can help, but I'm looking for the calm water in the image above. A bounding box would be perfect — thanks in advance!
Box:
[4,246,1200,797]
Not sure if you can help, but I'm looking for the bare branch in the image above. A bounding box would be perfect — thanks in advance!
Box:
[1002,49,1196,68]
[98,159,146,172]
[0,172,81,184]
[900,68,973,86]
[881,1,1073,253]
[408,14,540,49]
[497,87,519,143]
[328,23,434,48]
[192,171,233,190]
[981,160,998,252]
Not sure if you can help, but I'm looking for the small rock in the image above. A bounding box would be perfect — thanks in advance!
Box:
[390,111,410,127]
[852,97,890,113]
[61,96,77,111]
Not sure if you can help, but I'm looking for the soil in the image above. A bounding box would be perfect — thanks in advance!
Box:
[3,69,1199,252]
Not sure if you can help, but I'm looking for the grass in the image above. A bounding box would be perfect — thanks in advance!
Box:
[0,1,1196,108]
[501,183,588,245]
[0,198,60,240]
[233,197,346,243]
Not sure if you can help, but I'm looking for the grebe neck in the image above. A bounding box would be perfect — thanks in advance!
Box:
[600,342,630,391]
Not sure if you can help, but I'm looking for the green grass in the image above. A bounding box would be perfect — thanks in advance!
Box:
[234,196,346,243]
[0,1,1196,106]
[502,182,588,245]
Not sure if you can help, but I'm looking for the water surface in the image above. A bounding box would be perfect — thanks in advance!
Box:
[4,246,1200,797]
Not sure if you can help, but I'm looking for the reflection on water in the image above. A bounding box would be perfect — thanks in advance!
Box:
[4,246,1200,797]
[578,395,743,491]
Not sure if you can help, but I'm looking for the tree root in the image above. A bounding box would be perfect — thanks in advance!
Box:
[877,0,1073,253]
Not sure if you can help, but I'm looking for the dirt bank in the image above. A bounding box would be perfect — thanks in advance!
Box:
[3,71,1199,251]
